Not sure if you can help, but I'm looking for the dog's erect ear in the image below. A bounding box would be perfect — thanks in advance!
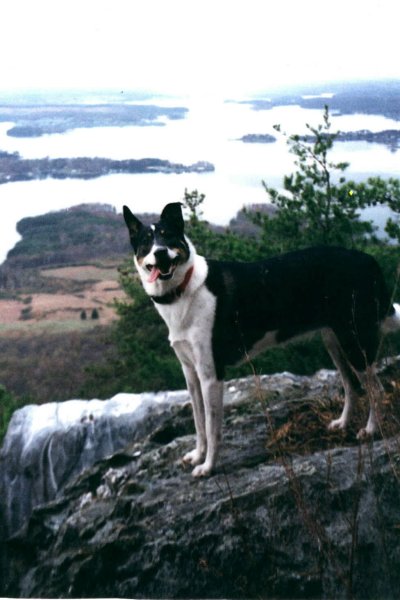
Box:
[160,202,184,233]
[123,205,143,238]
[123,206,144,251]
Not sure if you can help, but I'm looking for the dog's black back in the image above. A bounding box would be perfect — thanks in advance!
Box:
[205,246,393,378]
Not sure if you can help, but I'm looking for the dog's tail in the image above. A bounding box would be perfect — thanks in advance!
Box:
[382,302,400,333]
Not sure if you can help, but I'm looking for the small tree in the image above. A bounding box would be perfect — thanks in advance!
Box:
[182,188,210,251]
[182,188,259,261]
[182,188,205,223]
[380,178,400,243]
[259,106,377,252]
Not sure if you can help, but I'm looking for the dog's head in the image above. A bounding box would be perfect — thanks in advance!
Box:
[123,202,191,285]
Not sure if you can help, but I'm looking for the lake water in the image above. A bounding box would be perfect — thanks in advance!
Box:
[0,98,399,262]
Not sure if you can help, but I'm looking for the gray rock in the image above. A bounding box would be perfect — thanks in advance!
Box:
[0,369,338,541]
[0,390,190,538]
[2,364,400,598]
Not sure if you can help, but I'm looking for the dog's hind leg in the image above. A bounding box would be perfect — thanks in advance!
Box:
[180,363,207,467]
[357,364,384,439]
[339,322,384,438]
[322,328,360,431]
[324,325,385,438]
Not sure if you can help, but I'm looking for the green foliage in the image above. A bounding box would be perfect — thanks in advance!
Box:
[381,178,400,242]
[0,385,19,443]
[259,106,380,252]
[5,206,128,272]
[182,189,261,261]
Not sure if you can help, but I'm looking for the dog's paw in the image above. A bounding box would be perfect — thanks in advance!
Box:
[356,426,375,440]
[328,417,348,431]
[182,449,205,467]
[192,462,213,478]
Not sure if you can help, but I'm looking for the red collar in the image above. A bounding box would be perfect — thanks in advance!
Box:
[151,266,194,304]
[177,265,194,295]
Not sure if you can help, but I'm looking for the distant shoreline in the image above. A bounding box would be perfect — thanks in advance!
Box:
[0,152,214,185]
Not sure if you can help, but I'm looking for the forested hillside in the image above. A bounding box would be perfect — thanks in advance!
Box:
[0,203,156,293]
[4,204,129,269]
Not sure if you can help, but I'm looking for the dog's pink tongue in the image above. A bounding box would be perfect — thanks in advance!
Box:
[148,266,161,283]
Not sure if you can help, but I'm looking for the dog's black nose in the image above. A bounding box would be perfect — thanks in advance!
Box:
[153,247,171,273]
[154,247,169,259]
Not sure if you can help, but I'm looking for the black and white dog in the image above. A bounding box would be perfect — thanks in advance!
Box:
[123,202,400,477]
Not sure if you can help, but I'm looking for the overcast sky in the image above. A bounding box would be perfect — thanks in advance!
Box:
[1,0,399,97]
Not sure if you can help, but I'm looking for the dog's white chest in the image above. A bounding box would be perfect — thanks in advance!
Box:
[156,285,216,347]
[152,253,216,348]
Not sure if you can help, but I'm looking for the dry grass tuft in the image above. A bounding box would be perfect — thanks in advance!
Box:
[266,385,400,458]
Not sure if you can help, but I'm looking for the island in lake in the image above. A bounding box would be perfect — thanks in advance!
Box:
[0,103,188,137]
[240,133,277,144]
[240,129,400,152]
[0,151,214,185]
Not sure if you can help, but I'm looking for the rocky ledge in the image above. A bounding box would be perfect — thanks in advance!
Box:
[1,362,400,598]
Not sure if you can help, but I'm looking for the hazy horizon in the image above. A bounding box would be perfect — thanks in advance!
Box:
[1,77,400,104]
[1,0,400,98]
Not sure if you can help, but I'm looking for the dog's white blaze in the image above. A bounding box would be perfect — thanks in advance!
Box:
[142,244,177,267]
[168,248,179,260]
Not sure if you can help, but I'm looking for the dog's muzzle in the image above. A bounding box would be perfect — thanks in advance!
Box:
[146,248,179,282]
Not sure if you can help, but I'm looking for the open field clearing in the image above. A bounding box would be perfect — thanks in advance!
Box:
[0,324,116,402]
[40,263,121,282]
[0,317,102,335]
[0,264,126,334]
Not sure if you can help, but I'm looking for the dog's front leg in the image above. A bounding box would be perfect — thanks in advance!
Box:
[180,363,207,466]
[191,377,224,478]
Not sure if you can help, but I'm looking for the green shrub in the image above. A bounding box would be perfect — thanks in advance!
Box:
[0,385,20,444]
